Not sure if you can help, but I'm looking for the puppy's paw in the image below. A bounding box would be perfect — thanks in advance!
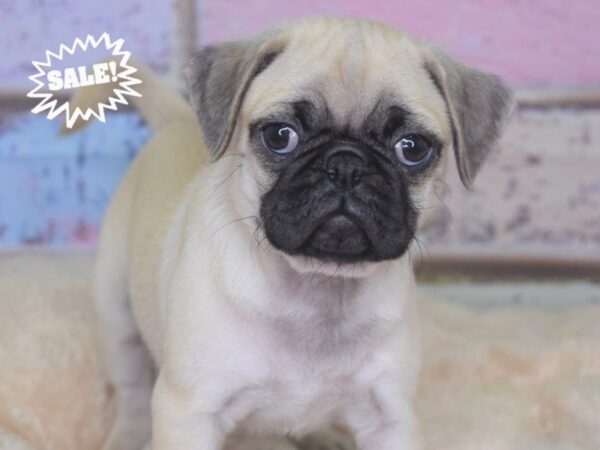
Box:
[225,435,299,450]
[101,416,151,450]
[294,428,357,450]
[0,428,36,450]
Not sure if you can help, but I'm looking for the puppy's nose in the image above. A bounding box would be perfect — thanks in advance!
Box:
[325,148,366,190]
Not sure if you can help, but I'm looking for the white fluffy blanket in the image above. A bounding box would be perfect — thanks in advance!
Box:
[1,253,599,450]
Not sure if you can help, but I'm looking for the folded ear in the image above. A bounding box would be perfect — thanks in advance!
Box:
[423,48,515,188]
[185,34,287,161]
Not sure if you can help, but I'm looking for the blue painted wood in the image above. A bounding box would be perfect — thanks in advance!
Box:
[0,113,149,246]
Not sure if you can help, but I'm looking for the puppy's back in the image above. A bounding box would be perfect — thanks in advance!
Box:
[70,60,209,358]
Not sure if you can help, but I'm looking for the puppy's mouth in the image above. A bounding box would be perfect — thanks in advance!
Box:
[301,212,372,261]
[260,191,414,264]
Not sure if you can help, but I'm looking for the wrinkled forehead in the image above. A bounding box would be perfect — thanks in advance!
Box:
[241,23,451,139]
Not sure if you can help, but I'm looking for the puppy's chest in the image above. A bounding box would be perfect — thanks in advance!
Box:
[235,371,362,435]
[220,283,390,433]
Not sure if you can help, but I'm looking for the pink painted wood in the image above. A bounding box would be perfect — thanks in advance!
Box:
[202,0,600,86]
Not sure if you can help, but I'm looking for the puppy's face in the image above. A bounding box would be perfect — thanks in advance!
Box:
[253,97,433,264]
[187,18,514,274]
[245,43,449,265]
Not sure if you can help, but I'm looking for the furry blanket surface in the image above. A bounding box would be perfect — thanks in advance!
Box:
[1,252,599,450]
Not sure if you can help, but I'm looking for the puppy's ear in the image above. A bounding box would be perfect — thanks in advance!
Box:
[186,34,287,161]
[423,48,515,188]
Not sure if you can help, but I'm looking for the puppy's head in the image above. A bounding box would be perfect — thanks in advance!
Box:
[186,17,514,274]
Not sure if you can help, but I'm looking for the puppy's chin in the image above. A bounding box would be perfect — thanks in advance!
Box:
[280,252,383,278]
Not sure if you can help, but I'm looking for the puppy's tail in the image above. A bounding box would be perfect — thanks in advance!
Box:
[61,56,194,134]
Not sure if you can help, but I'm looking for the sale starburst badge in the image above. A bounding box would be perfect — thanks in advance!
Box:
[27,33,142,129]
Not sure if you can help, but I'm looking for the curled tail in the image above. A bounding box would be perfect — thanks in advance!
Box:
[61,56,194,133]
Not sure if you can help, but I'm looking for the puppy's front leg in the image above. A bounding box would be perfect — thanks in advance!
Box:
[152,372,229,450]
[344,381,420,450]
[347,403,420,450]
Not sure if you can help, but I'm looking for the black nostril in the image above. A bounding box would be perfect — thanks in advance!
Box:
[324,148,366,190]
[328,168,338,182]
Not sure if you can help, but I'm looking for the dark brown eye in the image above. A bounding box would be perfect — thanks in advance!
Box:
[261,123,299,154]
[394,134,434,166]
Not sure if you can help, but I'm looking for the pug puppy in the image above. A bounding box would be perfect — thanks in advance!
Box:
[90,16,514,450]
